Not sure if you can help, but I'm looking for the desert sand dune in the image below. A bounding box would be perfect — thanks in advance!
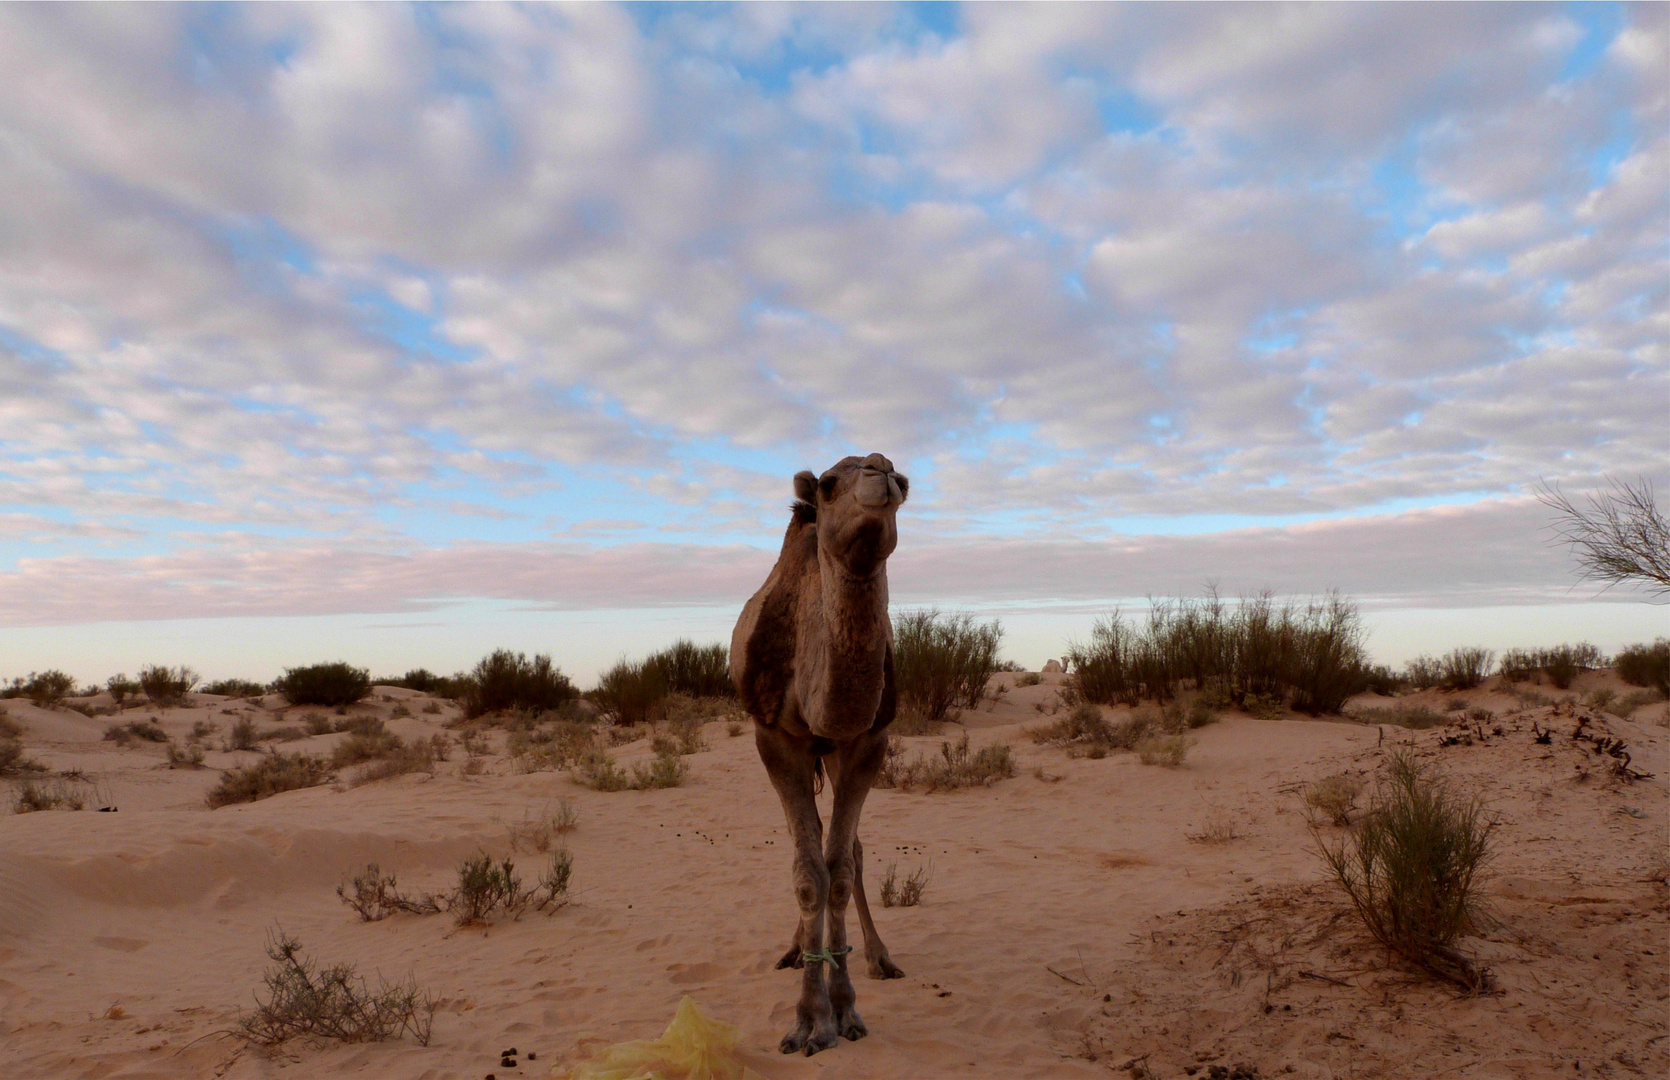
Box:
[0,673,1664,1078]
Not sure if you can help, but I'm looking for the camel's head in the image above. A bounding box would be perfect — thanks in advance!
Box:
[794,453,909,577]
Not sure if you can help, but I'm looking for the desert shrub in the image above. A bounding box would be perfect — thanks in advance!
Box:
[1031,702,1115,753]
[1067,592,1368,714]
[104,720,168,745]
[876,732,1014,792]
[13,776,94,812]
[631,749,688,789]
[1305,773,1364,826]
[646,639,733,698]
[880,862,930,907]
[1498,644,1604,689]
[1609,688,1664,718]
[574,749,630,791]
[450,852,570,925]
[508,799,580,853]
[276,662,371,707]
[0,712,20,739]
[1496,649,1540,684]
[1356,703,1447,730]
[1187,807,1242,844]
[376,668,458,696]
[1359,664,1405,696]
[651,710,708,757]
[508,721,598,773]
[337,864,443,920]
[592,658,667,726]
[1242,691,1284,719]
[460,650,576,720]
[137,664,197,706]
[0,735,38,775]
[351,736,451,786]
[240,930,435,1046]
[1182,698,1218,728]
[893,609,1004,727]
[225,715,260,751]
[726,720,744,737]
[1437,647,1494,690]
[261,725,308,742]
[1014,671,1042,687]
[205,752,334,808]
[332,727,404,768]
[20,670,75,709]
[1614,639,1669,696]
[300,712,333,736]
[166,739,206,768]
[1314,751,1496,989]
[202,678,265,699]
[1136,733,1190,767]
[389,702,412,719]
[1403,655,1443,690]
[105,673,139,705]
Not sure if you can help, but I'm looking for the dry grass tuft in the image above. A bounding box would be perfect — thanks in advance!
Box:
[13,776,96,812]
[508,720,598,773]
[350,735,451,786]
[165,739,205,768]
[1304,773,1364,826]
[880,862,931,907]
[240,930,435,1047]
[508,799,579,853]
[876,732,1015,792]
[1013,671,1042,687]
[1186,806,1241,844]
[1135,733,1190,767]
[104,720,168,746]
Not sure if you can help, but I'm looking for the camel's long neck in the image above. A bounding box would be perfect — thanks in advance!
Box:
[806,546,889,738]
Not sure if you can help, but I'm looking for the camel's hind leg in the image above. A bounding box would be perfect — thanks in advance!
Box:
[851,835,904,979]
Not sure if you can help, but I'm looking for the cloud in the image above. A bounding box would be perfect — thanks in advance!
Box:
[0,3,1661,624]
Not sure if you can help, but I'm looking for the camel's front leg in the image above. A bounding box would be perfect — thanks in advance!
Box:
[823,732,889,1040]
[755,725,839,1055]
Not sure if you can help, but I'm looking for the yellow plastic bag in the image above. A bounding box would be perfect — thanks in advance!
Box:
[556,996,760,1080]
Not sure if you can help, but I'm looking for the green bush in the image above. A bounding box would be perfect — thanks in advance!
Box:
[592,658,668,726]
[1315,752,1496,989]
[460,651,576,719]
[22,670,75,709]
[205,752,334,808]
[1614,639,1669,696]
[646,639,733,698]
[1438,648,1494,691]
[276,662,371,707]
[1496,644,1604,689]
[105,673,139,705]
[138,665,197,706]
[1065,592,1368,715]
[202,678,266,698]
[376,668,467,698]
[893,609,1004,726]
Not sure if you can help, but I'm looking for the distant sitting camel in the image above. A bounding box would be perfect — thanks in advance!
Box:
[731,453,909,1056]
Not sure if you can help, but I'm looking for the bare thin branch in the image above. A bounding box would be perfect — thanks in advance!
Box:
[1538,477,1670,597]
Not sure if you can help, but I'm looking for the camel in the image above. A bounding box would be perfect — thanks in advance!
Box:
[730,452,909,1056]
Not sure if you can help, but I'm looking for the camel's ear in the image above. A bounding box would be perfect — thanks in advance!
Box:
[793,471,817,503]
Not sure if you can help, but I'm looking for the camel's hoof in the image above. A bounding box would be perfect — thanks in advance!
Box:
[779,1023,839,1056]
[867,955,905,980]
[775,944,804,970]
[837,1008,868,1042]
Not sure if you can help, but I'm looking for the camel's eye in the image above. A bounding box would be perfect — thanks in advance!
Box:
[819,474,838,498]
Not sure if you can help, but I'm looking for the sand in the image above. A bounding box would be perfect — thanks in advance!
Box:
[0,672,1665,1079]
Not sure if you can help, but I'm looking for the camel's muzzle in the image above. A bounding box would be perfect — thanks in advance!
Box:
[855,469,902,508]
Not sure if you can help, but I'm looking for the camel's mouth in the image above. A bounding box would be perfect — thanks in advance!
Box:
[855,469,903,509]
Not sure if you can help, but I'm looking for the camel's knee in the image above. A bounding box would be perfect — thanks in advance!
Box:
[825,856,855,909]
[793,862,829,913]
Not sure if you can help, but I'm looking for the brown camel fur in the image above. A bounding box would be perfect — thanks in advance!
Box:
[731,452,909,1056]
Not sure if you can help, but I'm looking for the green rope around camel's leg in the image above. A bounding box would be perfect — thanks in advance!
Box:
[800,946,854,966]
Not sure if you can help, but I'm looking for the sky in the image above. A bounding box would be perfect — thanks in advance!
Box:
[0,2,1666,685]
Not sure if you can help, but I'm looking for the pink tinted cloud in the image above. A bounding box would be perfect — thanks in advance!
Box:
[0,499,1621,627]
